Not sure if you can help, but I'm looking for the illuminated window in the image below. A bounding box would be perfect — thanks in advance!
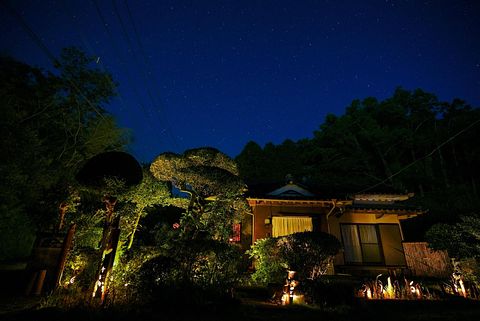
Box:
[340,224,383,264]
[272,216,313,237]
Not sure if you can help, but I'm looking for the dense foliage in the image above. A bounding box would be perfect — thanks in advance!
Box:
[426,215,480,260]
[0,48,128,261]
[117,239,243,305]
[248,232,341,284]
[279,231,342,280]
[426,214,480,292]
[150,148,249,242]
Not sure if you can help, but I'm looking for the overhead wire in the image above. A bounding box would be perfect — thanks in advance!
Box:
[115,0,181,151]
[356,115,480,194]
[92,0,177,152]
[1,0,106,119]
[90,0,153,121]
[59,0,130,114]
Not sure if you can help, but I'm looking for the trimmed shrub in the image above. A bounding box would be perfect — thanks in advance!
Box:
[248,232,341,284]
[280,231,341,280]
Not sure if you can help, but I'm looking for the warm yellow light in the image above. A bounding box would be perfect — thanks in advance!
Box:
[383,277,394,299]
[292,294,305,304]
[459,279,466,298]
[366,288,372,299]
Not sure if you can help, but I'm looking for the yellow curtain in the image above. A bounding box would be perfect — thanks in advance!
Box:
[272,216,313,237]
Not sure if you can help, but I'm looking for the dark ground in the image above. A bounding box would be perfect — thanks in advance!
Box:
[1,291,480,321]
[1,269,480,321]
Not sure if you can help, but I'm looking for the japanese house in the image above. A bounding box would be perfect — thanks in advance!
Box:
[244,181,426,276]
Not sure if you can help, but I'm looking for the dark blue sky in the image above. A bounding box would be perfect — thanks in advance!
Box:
[1,0,479,162]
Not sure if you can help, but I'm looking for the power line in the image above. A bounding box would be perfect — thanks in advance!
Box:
[91,0,152,120]
[60,0,130,114]
[1,0,106,119]
[93,0,181,151]
[117,0,181,151]
[357,115,480,194]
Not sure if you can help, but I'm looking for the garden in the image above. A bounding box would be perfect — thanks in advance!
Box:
[2,49,480,321]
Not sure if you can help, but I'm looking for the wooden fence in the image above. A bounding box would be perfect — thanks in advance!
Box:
[402,242,452,278]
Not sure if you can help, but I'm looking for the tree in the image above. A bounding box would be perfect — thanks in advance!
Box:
[235,141,267,184]
[150,147,248,241]
[426,214,480,290]
[0,48,128,260]
[426,215,480,260]
[120,168,172,250]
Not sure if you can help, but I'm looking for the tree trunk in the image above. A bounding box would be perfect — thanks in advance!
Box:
[435,121,450,189]
[411,149,425,197]
[351,134,378,181]
[375,145,395,187]
[58,202,68,231]
[127,206,145,250]
[436,145,450,189]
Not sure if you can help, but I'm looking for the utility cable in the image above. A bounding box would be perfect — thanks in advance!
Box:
[60,0,130,114]
[357,115,480,194]
[91,0,152,120]
[93,0,181,154]
[119,0,181,151]
[2,0,106,119]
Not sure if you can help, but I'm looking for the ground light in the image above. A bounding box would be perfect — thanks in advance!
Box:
[358,272,477,300]
[282,270,299,305]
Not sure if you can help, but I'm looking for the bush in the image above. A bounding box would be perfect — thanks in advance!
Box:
[280,231,341,280]
[247,237,286,284]
[248,232,341,284]
[167,237,243,293]
[117,238,243,306]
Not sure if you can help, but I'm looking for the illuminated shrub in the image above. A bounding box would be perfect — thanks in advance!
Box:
[167,238,243,291]
[249,232,341,284]
[248,237,286,284]
[119,238,243,305]
[280,231,341,280]
[110,247,162,304]
[63,248,98,289]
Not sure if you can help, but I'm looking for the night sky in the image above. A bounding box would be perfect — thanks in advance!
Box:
[1,0,479,163]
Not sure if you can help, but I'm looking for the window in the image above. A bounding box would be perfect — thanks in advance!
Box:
[272,216,313,237]
[340,224,383,264]
[229,223,241,243]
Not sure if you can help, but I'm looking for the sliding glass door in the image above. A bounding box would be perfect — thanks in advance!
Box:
[341,224,383,264]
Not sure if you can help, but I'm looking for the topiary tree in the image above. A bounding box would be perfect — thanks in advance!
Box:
[150,147,248,241]
[146,148,248,301]
[119,168,172,250]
